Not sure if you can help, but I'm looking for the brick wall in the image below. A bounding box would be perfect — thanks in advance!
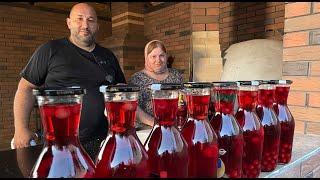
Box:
[0,4,111,150]
[219,2,285,52]
[144,2,191,81]
[191,2,219,31]
[190,2,223,82]
[102,2,147,81]
[283,2,320,135]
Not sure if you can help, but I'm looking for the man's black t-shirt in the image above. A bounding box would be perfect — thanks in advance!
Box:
[21,38,126,141]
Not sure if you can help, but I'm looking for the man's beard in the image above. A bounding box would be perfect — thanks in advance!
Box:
[73,31,95,47]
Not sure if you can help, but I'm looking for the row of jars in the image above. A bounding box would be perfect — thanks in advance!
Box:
[176,80,295,178]
[29,80,294,178]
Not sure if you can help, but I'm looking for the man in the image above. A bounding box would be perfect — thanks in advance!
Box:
[12,3,126,159]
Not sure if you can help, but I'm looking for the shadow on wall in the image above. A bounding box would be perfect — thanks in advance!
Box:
[221,39,283,81]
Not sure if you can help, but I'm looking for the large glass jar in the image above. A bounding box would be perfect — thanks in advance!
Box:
[272,80,295,164]
[95,85,150,178]
[144,83,189,178]
[256,80,281,172]
[235,81,264,178]
[181,82,219,178]
[211,82,244,178]
[30,87,95,178]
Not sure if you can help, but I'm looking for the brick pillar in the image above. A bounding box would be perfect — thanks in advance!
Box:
[190,2,222,82]
[101,2,148,80]
[283,2,320,135]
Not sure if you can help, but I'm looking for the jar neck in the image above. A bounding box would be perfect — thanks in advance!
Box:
[152,89,179,126]
[214,88,237,115]
[106,100,138,133]
[39,103,82,145]
[258,86,275,107]
[186,94,210,120]
[152,98,178,126]
[237,89,258,111]
[275,85,290,105]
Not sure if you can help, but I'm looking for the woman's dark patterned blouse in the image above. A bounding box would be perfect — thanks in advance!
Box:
[129,68,183,127]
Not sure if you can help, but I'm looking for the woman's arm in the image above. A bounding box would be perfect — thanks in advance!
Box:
[136,106,154,127]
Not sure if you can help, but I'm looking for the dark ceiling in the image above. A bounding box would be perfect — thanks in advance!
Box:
[1,2,164,20]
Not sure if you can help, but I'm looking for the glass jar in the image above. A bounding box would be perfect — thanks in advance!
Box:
[272,80,295,164]
[235,81,264,178]
[144,83,189,178]
[181,82,219,178]
[256,80,281,172]
[30,87,95,178]
[176,90,188,131]
[95,85,150,178]
[211,82,244,178]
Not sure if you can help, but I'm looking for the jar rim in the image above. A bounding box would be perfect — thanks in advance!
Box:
[33,86,86,96]
[100,84,140,93]
[212,81,237,87]
[149,83,182,90]
[183,82,213,88]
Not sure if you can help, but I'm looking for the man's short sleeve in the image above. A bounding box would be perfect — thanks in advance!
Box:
[20,43,52,86]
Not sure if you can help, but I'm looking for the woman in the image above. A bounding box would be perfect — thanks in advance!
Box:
[129,40,183,130]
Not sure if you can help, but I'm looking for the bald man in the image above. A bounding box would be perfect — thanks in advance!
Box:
[12,3,126,159]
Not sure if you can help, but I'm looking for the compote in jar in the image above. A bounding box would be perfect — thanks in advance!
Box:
[95,85,150,178]
[144,83,188,178]
[256,80,281,172]
[30,87,95,178]
[272,80,295,164]
[211,82,244,178]
[181,82,219,178]
[235,81,264,178]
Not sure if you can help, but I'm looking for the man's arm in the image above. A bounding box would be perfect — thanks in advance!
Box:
[136,106,154,127]
[13,78,38,149]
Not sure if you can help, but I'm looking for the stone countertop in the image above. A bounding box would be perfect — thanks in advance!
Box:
[137,130,320,178]
[1,130,318,178]
[259,133,320,178]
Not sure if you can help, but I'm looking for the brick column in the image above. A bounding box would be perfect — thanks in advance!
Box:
[101,2,148,80]
[190,2,222,82]
[283,2,320,135]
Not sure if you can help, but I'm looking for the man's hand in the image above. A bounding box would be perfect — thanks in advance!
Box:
[13,78,39,149]
[12,128,36,149]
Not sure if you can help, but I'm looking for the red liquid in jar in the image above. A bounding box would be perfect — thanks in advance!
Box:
[241,128,264,178]
[186,95,210,120]
[211,87,244,178]
[106,101,137,133]
[214,88,237,115]
[145,126,189,178]
[145,98,188,178]
[32,103,95,178]
[211,88,237,134]
[182,95,218,177]
[257,88,281,172]
[236,110,264,178]
[274,86,295,164]
[218,131,244,178]
[236,90,264,178]
[95,101,150,178]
